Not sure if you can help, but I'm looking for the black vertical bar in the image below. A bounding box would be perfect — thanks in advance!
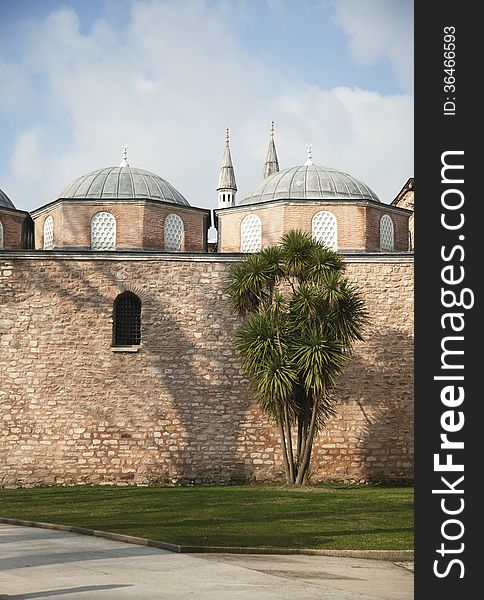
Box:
[415,2,481,598]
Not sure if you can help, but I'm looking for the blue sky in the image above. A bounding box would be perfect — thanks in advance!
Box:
[0,0,413,210]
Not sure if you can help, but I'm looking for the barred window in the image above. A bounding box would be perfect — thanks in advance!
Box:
[113,292,141,346]
[43,216,54,249]
[380,215,395,251]
[0,220,3,249]
[91,211,116,250]
[164,214,184,251]
[312,211,337,249]
[240,214,262,252]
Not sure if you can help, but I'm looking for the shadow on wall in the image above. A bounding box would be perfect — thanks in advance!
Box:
[1,256,413,486]
[0,257,277,487]
[342,328,413,482]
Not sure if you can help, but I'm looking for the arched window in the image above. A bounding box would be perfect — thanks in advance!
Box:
[312,211,337,249]
[22,219,34,250]
[0,220,3,249]
[380,214,395,251]
[240,214,262,252]
[91,211,116,250]
[164,214,184,251]
[43,216,54,250]
[113,292,141,346]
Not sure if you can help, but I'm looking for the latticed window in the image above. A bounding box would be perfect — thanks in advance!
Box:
[240,214,262,252]
[164,214,184,251]
[380,214,395,251]
[91,212,116,250]
[312,211,337,249]
[113,292,141,346]
[0,220,3,249]
[43,216,54,250]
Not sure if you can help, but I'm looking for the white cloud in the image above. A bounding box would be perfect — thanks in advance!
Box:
[326,0,414,92]
[1,0,413,211]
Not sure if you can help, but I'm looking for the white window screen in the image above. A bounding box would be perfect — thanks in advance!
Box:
[240,214,262,252]
[91,212,116,250]
[43,216,54,250]
[380,215,394,251]
[0,220,3,249]
[164,214,184,251]
[312,211,337,249]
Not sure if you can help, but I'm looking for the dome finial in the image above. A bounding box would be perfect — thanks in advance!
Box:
[225,128,230,145]
[304,143,313,166]
[270,121,275,138]
[119,145,129,168]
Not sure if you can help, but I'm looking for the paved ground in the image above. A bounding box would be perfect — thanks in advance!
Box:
[0,524,413,600]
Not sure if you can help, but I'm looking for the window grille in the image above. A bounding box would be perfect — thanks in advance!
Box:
[164,214,184,251]
[43,216,54,249]
[312,211,337,249]
[113,292,141,346]
[91,212,116,250]
[380,215,395,251]
[240,214,262,252]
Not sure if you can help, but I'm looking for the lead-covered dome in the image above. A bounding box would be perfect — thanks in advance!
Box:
[0,188,15,209]
[58,166,189,206]
[241,164,380,205]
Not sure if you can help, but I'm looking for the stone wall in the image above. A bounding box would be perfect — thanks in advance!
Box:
[0,252,413,487]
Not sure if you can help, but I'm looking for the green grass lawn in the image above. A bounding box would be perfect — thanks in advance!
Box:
[0,484,413,550]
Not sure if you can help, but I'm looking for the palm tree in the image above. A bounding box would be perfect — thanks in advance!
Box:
[226,230,367,485]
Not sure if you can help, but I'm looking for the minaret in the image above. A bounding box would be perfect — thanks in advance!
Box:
[263,121,279,178]
[217,128,237,209]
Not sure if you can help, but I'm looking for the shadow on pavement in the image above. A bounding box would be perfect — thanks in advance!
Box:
[0,545,166,571]
[0,586,132,599]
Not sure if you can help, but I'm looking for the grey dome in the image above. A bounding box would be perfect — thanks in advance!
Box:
[59,166,189,205]
[0,188,15,209]
[241,164,380,205]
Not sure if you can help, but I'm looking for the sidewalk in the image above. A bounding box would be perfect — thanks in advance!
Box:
[0,523,413,600]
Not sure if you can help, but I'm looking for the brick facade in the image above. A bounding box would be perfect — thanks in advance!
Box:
[216,201,411,253]
[392,178,414,250]
[0,209,32,250]
[0,252,413,487]
[32,200,210,252]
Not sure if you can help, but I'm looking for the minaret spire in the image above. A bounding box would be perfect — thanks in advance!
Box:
[217,128,237,209]
[263,121,279,178]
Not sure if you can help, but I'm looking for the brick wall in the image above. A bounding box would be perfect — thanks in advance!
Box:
[33,201,209,251]
[393,188,414,250]
[0,210,30,250]
[217,201,411,252]
[0,253,413,487]
[365,206,411,251]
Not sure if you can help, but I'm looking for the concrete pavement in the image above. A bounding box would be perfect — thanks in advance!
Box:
[0,523,413,599]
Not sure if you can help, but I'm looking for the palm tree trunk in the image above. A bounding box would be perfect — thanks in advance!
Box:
[277,415,292,484]
[284,405,295,483]
[296,417,303,466]
[299,398,310,464]
[295,395,320,485]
